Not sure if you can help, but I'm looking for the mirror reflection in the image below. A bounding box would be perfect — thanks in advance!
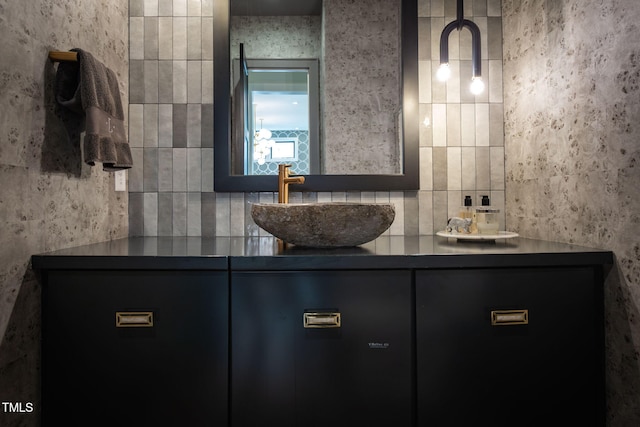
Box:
[230,0,402,176]
[248,67,312,173]
[232,51,321,175]
[213,0,418,192]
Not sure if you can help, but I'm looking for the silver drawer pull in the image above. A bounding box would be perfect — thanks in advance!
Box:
[491,309,528,326]
[303,312,341,328]
[116,311,154,328]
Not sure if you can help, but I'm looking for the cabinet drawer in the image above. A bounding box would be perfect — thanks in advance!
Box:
[42,270,228,426]
[231,270,413,427]
[416,267,603,426]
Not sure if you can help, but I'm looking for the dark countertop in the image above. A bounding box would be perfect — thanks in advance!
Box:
[31,236,614,271]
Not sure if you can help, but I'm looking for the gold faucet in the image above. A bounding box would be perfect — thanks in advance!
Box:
[278,164,305,203]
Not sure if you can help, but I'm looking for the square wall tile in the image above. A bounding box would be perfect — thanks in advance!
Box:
[158,18,173,59]
[187,104,202,146]
[159,0,173,16]
[202,18,214,59]
[202,0,214,16]
[172,104,187,147]
[143,60,158,103]
[129,148,144,192]
[215,193,231,236]
[419,146,433,191]
[130,18,145,60]
[129,104,144,147]
[158,104,173,147]
[172,148,187,191]
[158,192,173,235]
[187,148,201,191]
[129,60,144,103]
[144,17,159,59]
[432,147,447,190]
[143,148,158,191]
[432,191,448,232]
[446,147,462,190]
[143,104,158,147]
[144,0,159,16]
[187,17,202,59]
[446,103,461,146]
[173,0,187,17]
[432,104,447,146]
[128,193,144,235]
[201,192,216,237]
[158,148,173,191]
[188,0,202,16]
[143,192,158,235]
[131,0,144,17]
[187,192,201,236]
[173,61,188,103]
[461,147,476,190]
[172,192,187,236]
[173,17,187,59]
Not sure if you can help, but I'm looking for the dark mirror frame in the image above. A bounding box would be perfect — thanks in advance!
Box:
[213,0,419,192]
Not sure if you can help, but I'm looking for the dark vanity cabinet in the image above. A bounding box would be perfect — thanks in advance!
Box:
[416,267,604,426]
[41,269,229,426]
[230,270,414,427]
[34,237,611,426]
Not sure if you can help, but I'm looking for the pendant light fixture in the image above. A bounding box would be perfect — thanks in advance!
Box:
[254,117,274,166]
[437,0,484,95]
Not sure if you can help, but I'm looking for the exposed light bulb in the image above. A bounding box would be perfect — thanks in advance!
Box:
[422,116,431,127]
[470,76,485,95]
[436,63,451,82]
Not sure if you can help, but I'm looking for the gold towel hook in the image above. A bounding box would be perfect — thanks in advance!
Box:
[48,51,78,62]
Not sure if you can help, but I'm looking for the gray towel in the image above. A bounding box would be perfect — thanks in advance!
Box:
[55,48,133,171]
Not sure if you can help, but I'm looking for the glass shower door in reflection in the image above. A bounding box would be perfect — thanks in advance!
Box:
[232,51,320,176]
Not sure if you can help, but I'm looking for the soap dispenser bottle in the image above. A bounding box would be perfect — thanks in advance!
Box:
[459,195,473,219]
[475,195,500,234]
[461,195,478,234]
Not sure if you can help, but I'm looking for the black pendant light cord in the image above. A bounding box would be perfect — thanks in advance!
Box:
[439,0,482,79]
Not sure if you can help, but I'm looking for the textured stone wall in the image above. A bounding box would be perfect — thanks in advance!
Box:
[323,0,401,175]
[0,0,129,425]
[231,15,322,60]
[502,0,640,424]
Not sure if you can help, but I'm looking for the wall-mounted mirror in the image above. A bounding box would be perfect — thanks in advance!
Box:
[214,0,418,192]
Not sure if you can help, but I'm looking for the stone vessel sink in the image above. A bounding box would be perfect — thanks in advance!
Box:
[251,202,395,248]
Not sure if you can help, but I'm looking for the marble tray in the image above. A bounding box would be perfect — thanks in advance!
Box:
[436,231,519,242]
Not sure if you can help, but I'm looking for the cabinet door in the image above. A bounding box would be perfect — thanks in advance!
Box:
[42,270,228,426]
[416,267,603,427]
[231,270,413,427]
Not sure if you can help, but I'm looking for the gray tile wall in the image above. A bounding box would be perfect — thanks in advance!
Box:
[129,0,214,236]
[129,0,505,236]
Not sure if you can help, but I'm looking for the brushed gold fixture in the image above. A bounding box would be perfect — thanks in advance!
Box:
[116,311,154,328]
[48,51,78,62]
[491,309,528,326]
[303,312,341,328]
[278,164,305,204]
